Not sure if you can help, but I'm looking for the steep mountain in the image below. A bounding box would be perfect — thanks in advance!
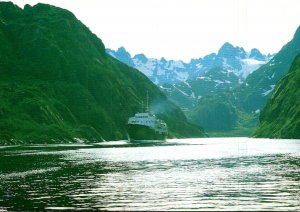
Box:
[0,2,205,144]
[254,54,300,138]
[237,26,300,112]
[106,43,272,86]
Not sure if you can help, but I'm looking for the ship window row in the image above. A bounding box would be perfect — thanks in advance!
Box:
[131,120,154,123]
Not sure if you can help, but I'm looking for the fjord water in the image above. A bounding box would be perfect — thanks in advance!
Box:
[0,138,299,211]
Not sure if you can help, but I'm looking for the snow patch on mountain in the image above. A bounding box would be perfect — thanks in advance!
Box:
[196,63,203,69]
[157,67,165,76]
[241,59,266,78]
[175,70,189,82]
[173,85,189,96]
[214,80,224,84]
[132,58,156,77]
[262,85,276,96]
[174,60,185,69]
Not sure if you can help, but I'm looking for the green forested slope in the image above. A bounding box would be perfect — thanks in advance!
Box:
[0,2,205,144]
[254,55,300,138]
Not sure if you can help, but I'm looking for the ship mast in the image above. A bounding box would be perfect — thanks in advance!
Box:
[146,91,149,112]
[141,100,144,113]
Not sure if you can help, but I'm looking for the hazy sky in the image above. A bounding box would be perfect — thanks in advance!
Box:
[9,0,300,61]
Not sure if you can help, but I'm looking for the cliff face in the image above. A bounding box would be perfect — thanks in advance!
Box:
[0,2,205,144]
[254,55,300,138]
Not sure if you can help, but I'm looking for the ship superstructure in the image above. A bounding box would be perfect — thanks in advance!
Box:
[126,93,168,142]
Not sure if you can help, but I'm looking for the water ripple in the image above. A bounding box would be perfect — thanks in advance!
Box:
[0,138,299,210]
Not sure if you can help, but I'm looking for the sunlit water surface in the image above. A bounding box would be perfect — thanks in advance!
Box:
[0,138,300,210]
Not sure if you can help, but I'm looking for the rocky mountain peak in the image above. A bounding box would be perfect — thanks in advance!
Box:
[249,48,265,61]
[133,53,148,63]
[114,47,134,67]
[107,43,272,85]
[218,42,247,59]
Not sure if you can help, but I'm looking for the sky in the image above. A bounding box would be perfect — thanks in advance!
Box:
[8,0,300,62]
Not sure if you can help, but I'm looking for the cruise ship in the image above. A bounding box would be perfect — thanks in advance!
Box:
[126,95,168,142]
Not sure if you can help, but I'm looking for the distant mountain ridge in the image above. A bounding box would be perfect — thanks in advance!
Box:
[106,43,276,135]
[106,43,273,85]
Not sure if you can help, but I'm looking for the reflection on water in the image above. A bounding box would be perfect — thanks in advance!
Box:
[0,138,299,210]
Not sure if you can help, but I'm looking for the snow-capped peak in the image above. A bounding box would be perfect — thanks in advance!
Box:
[106,43,273,85]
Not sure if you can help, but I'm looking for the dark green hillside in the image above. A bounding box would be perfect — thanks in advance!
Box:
[254,55,300,138]
[189,93,237,132]
[0,2,205,144]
